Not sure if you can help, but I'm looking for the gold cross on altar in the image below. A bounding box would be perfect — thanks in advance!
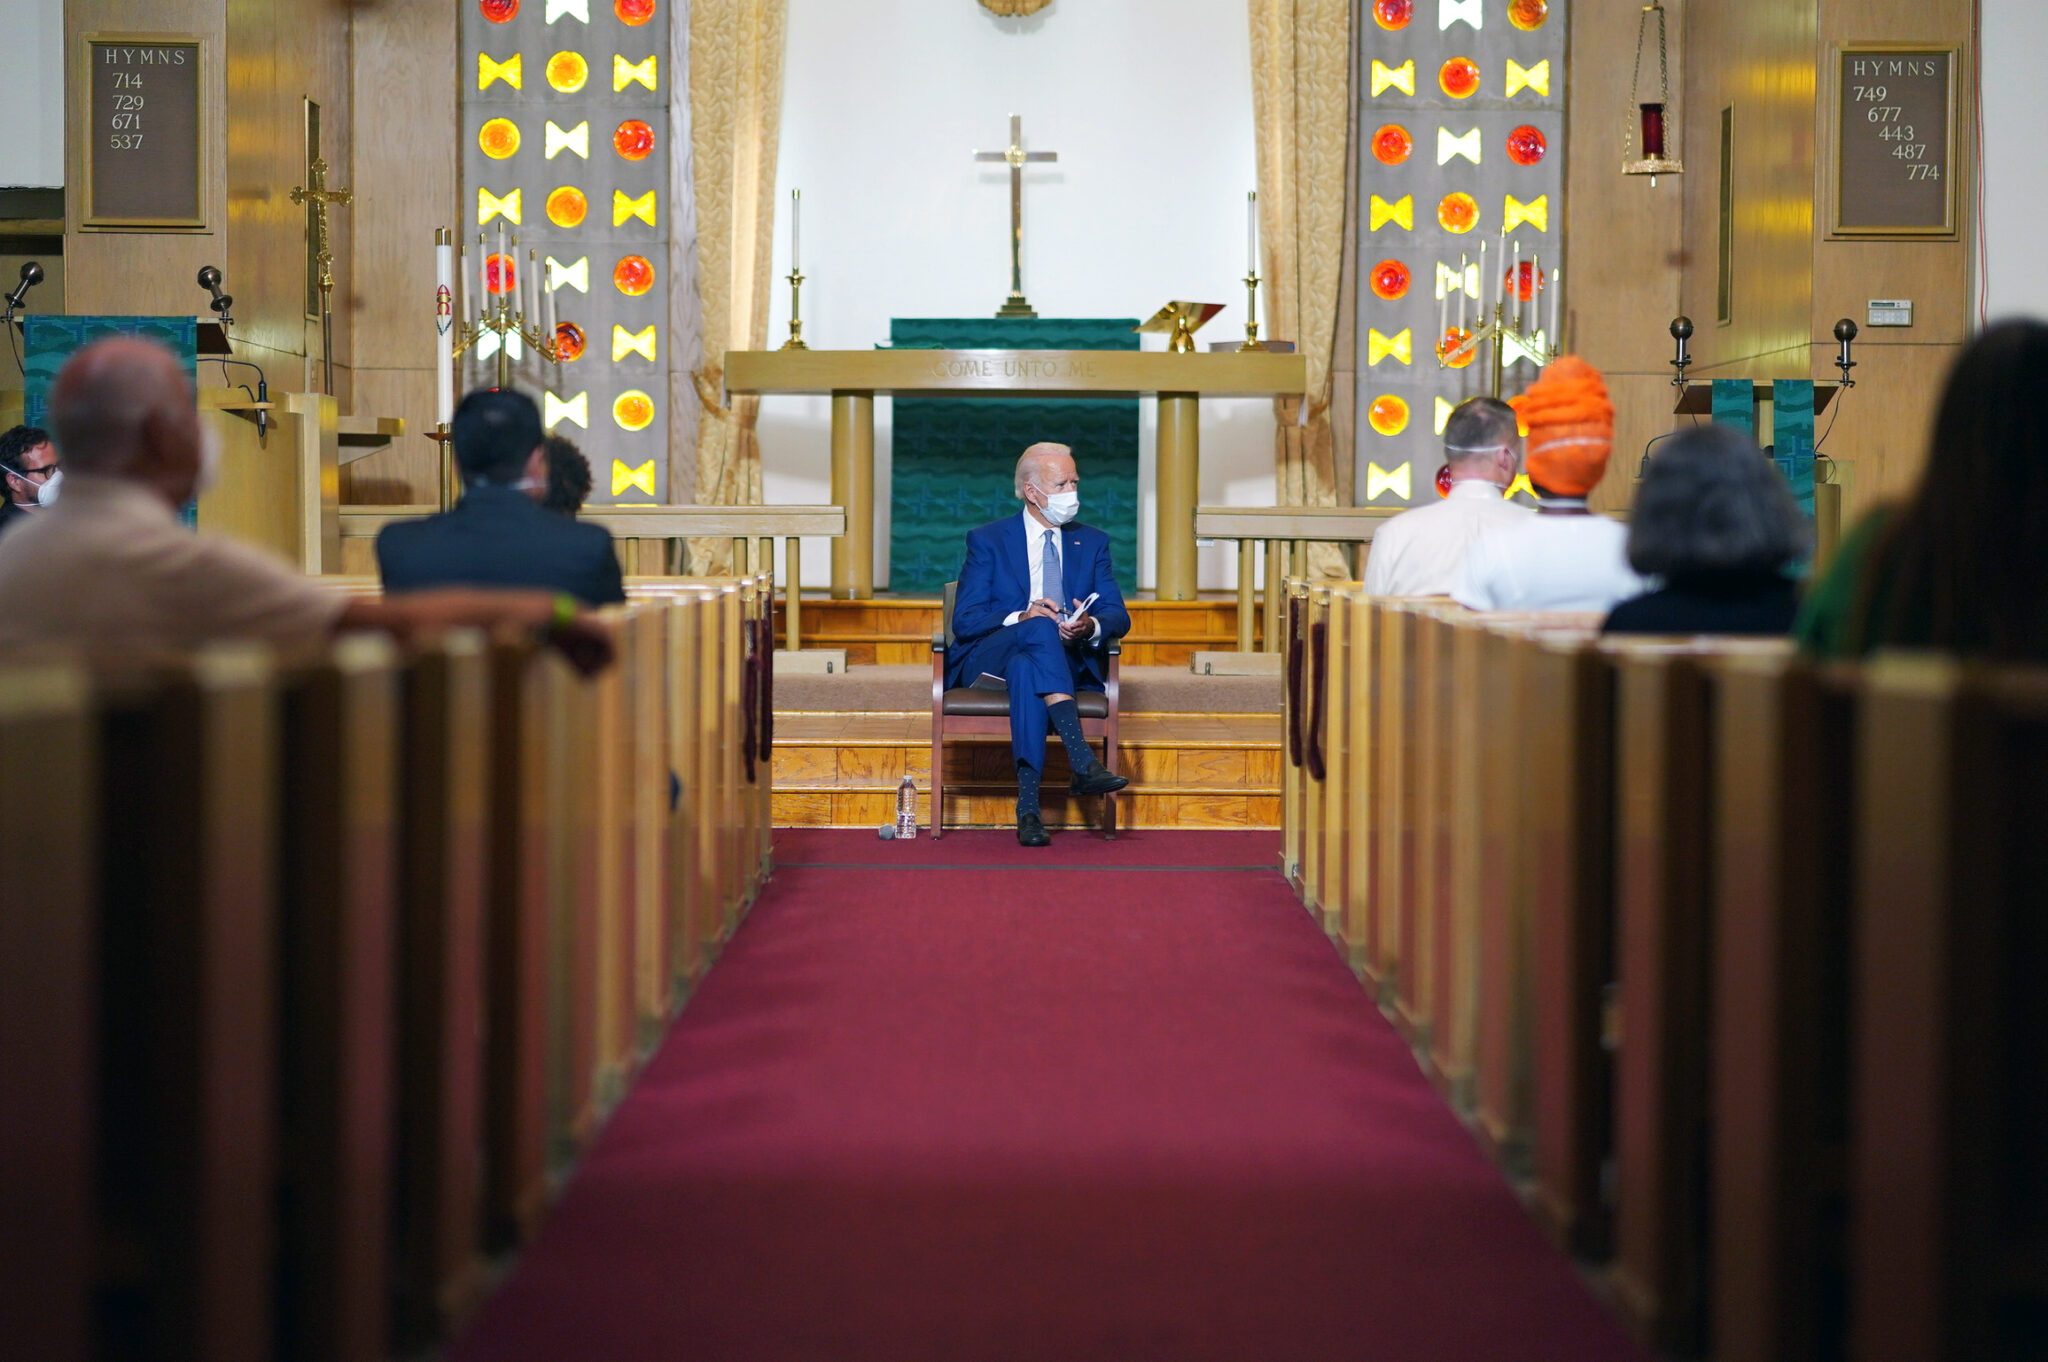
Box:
[291,154,353,393]
[973,114,1057,318]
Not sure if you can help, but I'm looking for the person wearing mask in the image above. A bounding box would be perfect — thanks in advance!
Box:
[945,442,1131,846]
[377,389,625,605]
[1362,397,1529,597]
[541,433,594,516]
[1603,423,1809,635]
[1453,356,1646,613]
[1797,319,2048,661]
[0,337,611,672]
[0,424,60,537]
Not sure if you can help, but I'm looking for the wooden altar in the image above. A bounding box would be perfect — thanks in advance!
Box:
[723,348,1308,602]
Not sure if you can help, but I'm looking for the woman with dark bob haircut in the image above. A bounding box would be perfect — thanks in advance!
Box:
[1798,319,2048,660]
[1602,422,1810,635]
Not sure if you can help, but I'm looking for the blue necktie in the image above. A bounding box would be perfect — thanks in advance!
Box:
[1040,528,1060,610]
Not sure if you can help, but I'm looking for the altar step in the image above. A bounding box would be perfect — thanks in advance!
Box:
[777,594,1265,667]
[772,712,1282,831]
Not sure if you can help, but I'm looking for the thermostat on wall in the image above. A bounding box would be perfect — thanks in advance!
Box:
[1867,299,1914,327]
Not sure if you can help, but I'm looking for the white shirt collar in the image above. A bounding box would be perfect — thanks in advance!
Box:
[1445,478,1507,502]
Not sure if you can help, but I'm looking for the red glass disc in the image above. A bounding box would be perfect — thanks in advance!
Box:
[554,322,586,361]
[1369,259,1411,301]
[1439,57,1481,99]
[1438,326,1477,368]
[1505,125,1548,167]
[1508,0,1549,30]
[1372,0,1412,30]
[1436,463,1457,497]
[613,255,655,296]
[1503,261,1546,303]
[485,253,516,295]
[480,0,518,21]
[615,0,655,24]
[1372,124,1414,166]
[613,119,655,160]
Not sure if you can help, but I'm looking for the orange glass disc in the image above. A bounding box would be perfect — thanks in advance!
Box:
[613,255,654,296]
[546,51,589,93]
[1439,57,1482,99]
[485,253,516,295]
[1368,395,1410,438]
[1372,0,1412,30]
[478,118,520,160]
[1437,192,1479,233]
[480,0,518,21]
[613,390,655,431]
[1369,259,1411,301]
[1503,262,1546,303]
[1372,125,1414,166]
[546,187,588,228]
[1508,0,1549,31]
[1506,125,1548,167]
[1438,326,1477,369]
[613,119,655,160]
[615,0,655,23]
[553,322,586,362]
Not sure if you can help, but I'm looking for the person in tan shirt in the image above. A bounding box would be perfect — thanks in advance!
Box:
[0,337,611,672]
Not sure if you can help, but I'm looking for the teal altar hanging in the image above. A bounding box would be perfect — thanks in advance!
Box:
[23,315,200,428]
[1707,376,1816,519]
[886,318,1139,595]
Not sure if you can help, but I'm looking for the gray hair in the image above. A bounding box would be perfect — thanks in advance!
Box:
[1442,396,1519,462]
[1628,423,1811,577]
[1013,441,1072,498]
[48,337,193,475]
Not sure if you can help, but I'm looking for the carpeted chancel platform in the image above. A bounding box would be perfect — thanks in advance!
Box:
[448,829,1648,1362]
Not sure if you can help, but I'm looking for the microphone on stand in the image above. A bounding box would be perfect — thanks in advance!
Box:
[5,261,42,312]
[197,265,234,327]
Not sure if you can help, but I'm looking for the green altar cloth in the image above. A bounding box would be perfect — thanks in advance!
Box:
[887,318,1138,595]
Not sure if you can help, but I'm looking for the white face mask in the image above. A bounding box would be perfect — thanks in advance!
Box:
[35,468,62,507]
[1039,489,1079,526]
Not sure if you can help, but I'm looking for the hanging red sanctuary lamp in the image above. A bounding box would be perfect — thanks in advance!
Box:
[1622,2,1683,186]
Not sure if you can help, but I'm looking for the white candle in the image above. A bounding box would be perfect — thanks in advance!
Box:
[1548,267,1561,355]
[526,247,538,324]
[1457,253,1469,333]
[475,234,488,320]
[1510,239,1522,331]
[1438,282,1447,356]
[791,188,801,273]
[435,228,454,426]
[1529,252,1540,338]
[1478,239,1490,318]
[1247,190,1258,275]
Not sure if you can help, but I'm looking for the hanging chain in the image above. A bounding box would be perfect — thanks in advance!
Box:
[1656,4,1670,104]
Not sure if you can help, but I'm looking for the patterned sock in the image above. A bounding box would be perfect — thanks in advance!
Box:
[1016,761,1042,820]
[1045,698,1099,772]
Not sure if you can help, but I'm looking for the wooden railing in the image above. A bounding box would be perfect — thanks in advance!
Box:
[336,505,845,649]
[1193,507,1398,653]
[1278,583,2048,1362]
[0,578,773,1362]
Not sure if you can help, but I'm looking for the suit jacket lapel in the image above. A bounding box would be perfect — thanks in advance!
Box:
[1010,515,1033,608]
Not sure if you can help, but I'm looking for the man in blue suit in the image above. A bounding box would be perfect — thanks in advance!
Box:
[947,442,1130,845]
[378,389,626,607]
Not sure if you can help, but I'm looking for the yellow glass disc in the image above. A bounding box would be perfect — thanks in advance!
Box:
[546,51,589,93]
[1437,192,1479,234]
[613,390,655,431]
[478,118,521,159]
[546,186,588,228]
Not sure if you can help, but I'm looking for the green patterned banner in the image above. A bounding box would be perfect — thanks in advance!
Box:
[24,315,198,428]
[1769,378,1816,519]
[1710,377,1756,435]
[888,318,1138,595]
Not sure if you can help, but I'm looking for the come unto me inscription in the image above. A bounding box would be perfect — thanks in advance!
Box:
[86,38,204,227]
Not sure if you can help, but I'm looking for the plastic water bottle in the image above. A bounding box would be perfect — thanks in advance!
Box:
[895,773,919,840]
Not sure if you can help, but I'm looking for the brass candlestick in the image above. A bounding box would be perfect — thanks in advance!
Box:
[1241,270,1266,351]
[428,423,458,510]
[781,267,808,350]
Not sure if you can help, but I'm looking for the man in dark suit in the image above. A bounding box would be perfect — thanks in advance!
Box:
[948,442,1130,845]
[377,389,625,606]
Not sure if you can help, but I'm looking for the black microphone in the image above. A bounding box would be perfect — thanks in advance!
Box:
[4,261,42,311]
[197,265,234,324]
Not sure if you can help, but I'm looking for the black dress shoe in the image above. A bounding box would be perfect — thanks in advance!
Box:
[1069,764,1130,796]
[1016,812,1051,846]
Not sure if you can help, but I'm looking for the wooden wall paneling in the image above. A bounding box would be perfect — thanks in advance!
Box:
[1710,654,1855,1362]
[1609,651,1716,1355]
[345,0,460,503]
[0,664,98,1362]
[275,637,399,1362]
[1524,638,1617,1262]
[391,634,490,1346]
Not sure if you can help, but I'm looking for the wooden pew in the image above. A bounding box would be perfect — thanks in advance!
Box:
[0,661,99,1362]
[1301,583,1332,924]
[1407,602,1460,1063]
[1314,585,1361,944]
[1377,599,1421,1023]
[1282,579,1310,885]
[1339,591,1377,965]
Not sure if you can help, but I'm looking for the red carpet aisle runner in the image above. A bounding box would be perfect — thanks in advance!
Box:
[451,829,1647,1362]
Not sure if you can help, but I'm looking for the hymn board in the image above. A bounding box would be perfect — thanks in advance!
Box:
[80,35,206,230]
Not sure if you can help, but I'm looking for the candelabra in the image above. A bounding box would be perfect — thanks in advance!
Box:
[451,232,564,392]
[1434,242,1560,398]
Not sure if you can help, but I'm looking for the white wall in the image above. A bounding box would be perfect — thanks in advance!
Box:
[765,0,1272,590]
[0,0,64,188]
[1979,0,2048,325]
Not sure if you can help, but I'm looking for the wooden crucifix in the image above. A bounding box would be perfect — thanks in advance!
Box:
[974,114,1057,319]
[290,125,352,395]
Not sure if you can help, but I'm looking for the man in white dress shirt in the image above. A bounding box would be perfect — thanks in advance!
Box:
[1362,397,1530,597]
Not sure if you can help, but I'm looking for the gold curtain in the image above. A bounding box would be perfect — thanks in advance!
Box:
[687,0,786,573]
[1250,0,1353,578]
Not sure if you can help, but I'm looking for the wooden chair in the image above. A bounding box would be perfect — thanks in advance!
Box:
[929,581,1121,838]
